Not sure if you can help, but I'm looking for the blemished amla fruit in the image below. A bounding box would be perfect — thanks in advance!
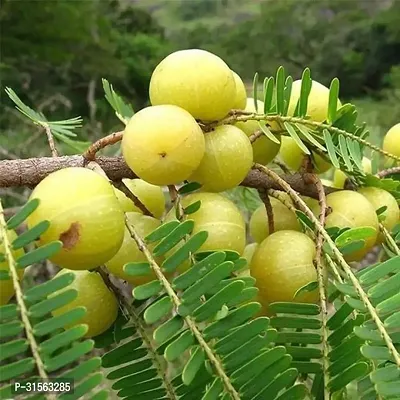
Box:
[232,70,247,110]
[333,157,372,189]
[383,123,400,160]
[149,49,236,121]
[114,178,166,218]
[318,191,379,261]
[122,105,205,186]
[165,192,246,254]
[105,212,161,286]
[0,229,25,305]
[235,98,281,165]
[287,79,342,122]
[189,124,253,192]
[249,196,301,243]
[250,230,318,308]
[51,269,118,338]
[358,187,399,243]
[27,167,125,270]
[280,136,331,173]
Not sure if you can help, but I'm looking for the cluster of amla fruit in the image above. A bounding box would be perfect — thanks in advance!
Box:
[3,49,400,333]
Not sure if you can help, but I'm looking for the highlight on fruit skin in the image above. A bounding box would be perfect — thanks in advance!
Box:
[114,178,166,218]
[149,49,236,121]
[165,192,246,255]
[279,136,331,173]
[0,229,25,306]
[358,186,399,243]
[250,230,318,311]
[249,196,301,243]
[51,269,118,338]
[333,157,372,189]
[122,105,205,186]
[105,212,162,286]
[188,124,253,192]
[234,98,281,165]
[287,79,342,123]
[231,70,247,110]
[383,122,400,160]
[26,167,125,271]
[315,190,379,262]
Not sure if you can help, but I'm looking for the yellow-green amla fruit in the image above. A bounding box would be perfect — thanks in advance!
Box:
[105,212,162,286]
[189,124,253,192]
[27,167,125,270]
[333,157,372,189]
[51,269,118,338]
[383,123,400,161]
[122,105,205,186]
[235,98,281,165]
[149,49,236,121]
[114,178,166,218]
[165,192,246,255]
[358,187,399,243]
[287,79,342,123]
[279,136,332,173]
[249,196,301,243]
[0,229,25,305]
[250,230,319,310]
[314,190,379,262]
[232,70,247,110]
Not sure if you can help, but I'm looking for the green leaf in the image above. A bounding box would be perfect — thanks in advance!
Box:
[293,281,318,299]
[0,304,18,322]
[184,200,202,215]
[328,362,369,392]
[269,302,320,315]
[253,368,298,400]
[323,129,340,168]
[276,66,285,115]
[346,137,363,171]
[0,339,28,362]
[375,381,400,397]
[144,296,173,325]
[253,73,259,111]
[283,76,293,115]
[153,316,184,345]
[297,68,311,117]
[11,220,50,249]
[275,384,308,400]
[258,122,281,144]
[29,289,78,318]
[0,321,23,339]
[102,78,134,124]
[102,338,142,368]
[6,199,40,230]
[338,240,365,255]
[17,241,63,268]
[360,256,400,286]
[295,210,315,231]
[165,330,194,362]
[339,134,353,171]
[0,358,35,381]
[179,182,202,195]
[145,220,180,243]
[133,280,162,300]
[370,364,400,384]
[284,122,310,154]
[295,123,326,152]
[123,262,151,277]
[201,378,223,400]
[182,346,205,385]
[328,78,340,123]
[335,227,376,248]
[271,316,321,330]
[264,77,275,114]
[368,272,400,299]
[59,372,103,400]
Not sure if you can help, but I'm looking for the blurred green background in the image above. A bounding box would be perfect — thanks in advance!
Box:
[1,0,399,160]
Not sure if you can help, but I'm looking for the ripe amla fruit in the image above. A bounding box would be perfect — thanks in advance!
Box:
[114,178,166,218]
[249,196,301,243]
[280,136,331,173]
[165,192,246,254]
[27,167,125,270]
[189,124,253,192]
[235,98,281,165]
[0,229,25,305]
[358,187,399,243]
[333,157,372,189]
[51,269,118,338]
[287,80,342,122]
[383,123,400,160]
[316,191,379,261]
[149,49,236,121]
[232,71,247,109]
[105,212,161,286]
[122,105,205,186]
[250,230,318,308]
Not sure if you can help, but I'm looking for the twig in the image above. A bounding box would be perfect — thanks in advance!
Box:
[112,180,153,217]
[249,130,263,143]
[379,224,400,256]
[168,185,185,220]
[44,125,58,157]
[376,166,400,178]
[124,216,241,400]
[0,200,55,400]
[83,131,124,162]
[258,188,274,235]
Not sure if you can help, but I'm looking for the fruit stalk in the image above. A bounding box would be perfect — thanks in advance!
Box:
[44,125,59,158]
[257,188,275,234]
[83,130,124,162]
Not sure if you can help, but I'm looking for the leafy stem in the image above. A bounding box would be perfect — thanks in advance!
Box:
[124,216,241,400]
[0,200,55,400]
[255,163,400,368]
[379,223,400,256]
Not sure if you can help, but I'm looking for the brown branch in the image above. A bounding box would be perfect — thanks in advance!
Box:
[376,166,400,178]
[83,131,124,162]
[258,188,274,234]
[44,126,59,157]
[249,130,263,143]
[312,175,327,264]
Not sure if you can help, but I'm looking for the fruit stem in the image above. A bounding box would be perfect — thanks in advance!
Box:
[83,131,123,162]
[0,200,55,400]
[258,188,274,234]
[256,164,400,368]
[124,216,242,400]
